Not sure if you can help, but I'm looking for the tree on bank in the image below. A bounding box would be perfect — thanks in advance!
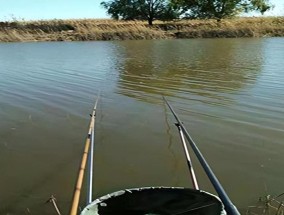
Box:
[101,0,272,24]
[172,0,272,19]
[101,0,180,25]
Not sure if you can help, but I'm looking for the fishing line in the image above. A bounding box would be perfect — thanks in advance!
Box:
[163,98,180,185]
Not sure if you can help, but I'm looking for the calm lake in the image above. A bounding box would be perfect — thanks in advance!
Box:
[0,38,284,214]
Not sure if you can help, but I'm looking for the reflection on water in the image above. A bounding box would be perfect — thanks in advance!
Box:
[0,38,284,214]
[116,39,263,104]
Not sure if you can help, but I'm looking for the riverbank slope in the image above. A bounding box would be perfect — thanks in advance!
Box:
[0,17,283,42]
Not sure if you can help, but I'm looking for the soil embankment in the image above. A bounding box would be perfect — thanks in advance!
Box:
[0,17,283,42]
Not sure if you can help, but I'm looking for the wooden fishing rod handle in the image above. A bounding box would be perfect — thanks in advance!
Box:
[69,138,91,215]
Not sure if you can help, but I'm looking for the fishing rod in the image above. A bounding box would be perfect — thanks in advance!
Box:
[175,123,199,190]
[86,94,100,205]
[69,94,100,215]
[163,96,240,215]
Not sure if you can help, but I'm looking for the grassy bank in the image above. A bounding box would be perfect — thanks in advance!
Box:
[0,17,284,42]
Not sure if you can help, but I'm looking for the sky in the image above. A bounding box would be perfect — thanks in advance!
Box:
[0,0,283,21]
[0,0,108,21]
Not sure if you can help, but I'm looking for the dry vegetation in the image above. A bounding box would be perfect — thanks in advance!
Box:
[0,17,283,42]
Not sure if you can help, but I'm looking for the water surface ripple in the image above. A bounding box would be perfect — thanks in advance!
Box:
[0,38,284,214]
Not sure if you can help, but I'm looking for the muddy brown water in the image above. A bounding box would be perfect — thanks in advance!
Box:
[0,38,284,214]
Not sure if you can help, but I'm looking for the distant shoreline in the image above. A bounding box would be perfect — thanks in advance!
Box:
[0,17,284,42]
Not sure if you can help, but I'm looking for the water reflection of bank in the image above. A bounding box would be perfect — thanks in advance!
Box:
[115,39,264,104]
